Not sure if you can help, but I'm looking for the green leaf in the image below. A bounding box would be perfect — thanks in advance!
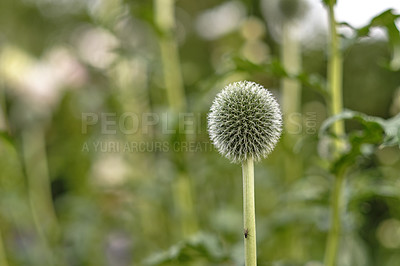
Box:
[356,9,400,70]
[143,233,230,265]
[319,110,361,136]
[319,109,399,145]
[321,0,336,6]
[233,57,329,99]
[319,109,399,174]
[379,113,400,147]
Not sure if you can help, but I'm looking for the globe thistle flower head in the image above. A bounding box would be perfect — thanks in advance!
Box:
[208,81,282,163]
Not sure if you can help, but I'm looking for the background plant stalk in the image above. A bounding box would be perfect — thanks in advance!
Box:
[324,170,345,266]
[22,127,61,266]
[154,0,198,237]
[282,22,301,136]
[242,158,257,266]
[324,0,346,265]
[0,230,9,266]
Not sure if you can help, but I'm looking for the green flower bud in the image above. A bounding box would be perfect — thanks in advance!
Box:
[208,81,282,163]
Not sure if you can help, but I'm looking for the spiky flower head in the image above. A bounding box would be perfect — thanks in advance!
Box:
[208,81,282,163]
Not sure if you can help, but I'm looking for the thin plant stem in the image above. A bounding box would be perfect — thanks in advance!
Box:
[0,230,9,266]
[154,0,198,237]
[242,158,257,266]
[327,0,344,141]
[155,0,186,113]
[22,127,60,265]
[324,170,345,266]
[173,173,198,235]
[324,1,346,266]
[281,21,305,261]
[0,85,51,265]
[22,128,59,237]
[0,81,11,134]
[281,21,301,136]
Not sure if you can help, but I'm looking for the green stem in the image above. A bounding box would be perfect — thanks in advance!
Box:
[324,171,345,266]
[281,21,301,135]
[324,1,346,266]
[22,127,60,265]
[281,22,304,260]
[0,230,9,266]
[0,81,10,134]
[0,84,50,265]
[327,0,344,140]
[242,158,257,266]
[155,0,186,113]
[154,0,197,237]
[173,173,198,236]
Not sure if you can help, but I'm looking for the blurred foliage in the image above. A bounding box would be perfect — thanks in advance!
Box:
[0,0,400,266]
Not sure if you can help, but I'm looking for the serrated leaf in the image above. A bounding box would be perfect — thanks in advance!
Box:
[318,109,396,142]
[319,109,399,174]
[319,109,361,136]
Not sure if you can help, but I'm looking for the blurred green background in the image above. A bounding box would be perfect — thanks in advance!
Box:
[0,0,400,265]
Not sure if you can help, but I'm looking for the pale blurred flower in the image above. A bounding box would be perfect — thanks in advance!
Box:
[75,26,119,69]
[91,153,129,187]
[106,231,132,266]
[240,17,270,64]
[240,17,266,41]
[261,0,328,48]
[376,219,400,249]
[241,41,270,64]
[0,45,87,116]
[195,1,245,40]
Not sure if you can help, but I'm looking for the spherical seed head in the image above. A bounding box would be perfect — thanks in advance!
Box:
[208,81,282,163]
